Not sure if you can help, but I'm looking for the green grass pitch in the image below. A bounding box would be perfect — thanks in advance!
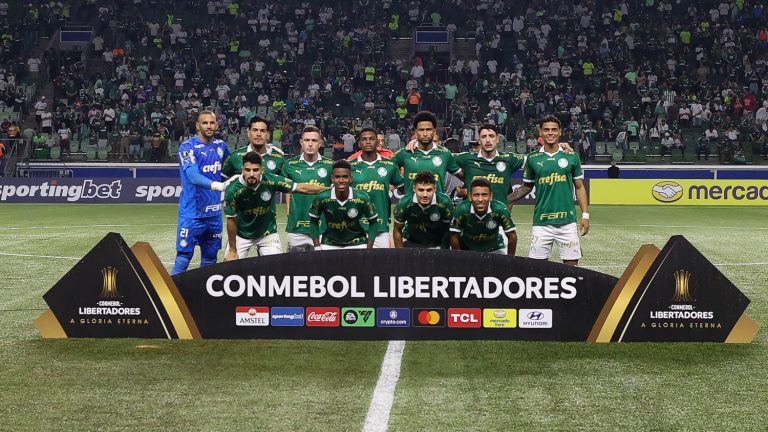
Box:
[1,204,766,431]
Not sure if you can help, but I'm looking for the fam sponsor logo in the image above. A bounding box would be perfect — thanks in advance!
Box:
[376,308,411,327]
[270,306,304,326]
[519,309,553,328]
[306,307,340,327]
[413,308,445,327]
[341,307,375,327]
[482,308,517,328]
[235,306,269,327]
[447,308,481,328]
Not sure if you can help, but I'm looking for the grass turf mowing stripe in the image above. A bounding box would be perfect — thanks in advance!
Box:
[363,340,405,432]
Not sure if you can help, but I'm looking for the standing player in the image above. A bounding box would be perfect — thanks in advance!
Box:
[392,171,454,249]
[309,160,378,250]
[351,128,404,248]
[223,152,328,260]
[281,126,334,251]
[454,124,525,200]
[507,115,589,266]
[392,111,461,192]
[172,110,231,275]
[450,178,517,255]
[221,116,285,177]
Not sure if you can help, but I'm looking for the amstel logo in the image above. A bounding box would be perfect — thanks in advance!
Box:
[651,181,684,203]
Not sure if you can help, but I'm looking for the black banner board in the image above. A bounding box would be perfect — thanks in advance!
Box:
[36,233,758,342]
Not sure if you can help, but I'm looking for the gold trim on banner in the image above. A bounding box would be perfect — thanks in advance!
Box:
[131,242,201,340]
[725,313,759,343]
[35,309,67,338]
[588,244,660,343]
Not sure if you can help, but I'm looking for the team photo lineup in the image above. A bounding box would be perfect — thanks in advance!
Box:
[174,109,589,274]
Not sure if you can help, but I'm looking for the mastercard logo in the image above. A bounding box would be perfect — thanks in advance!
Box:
[413,308,445,327]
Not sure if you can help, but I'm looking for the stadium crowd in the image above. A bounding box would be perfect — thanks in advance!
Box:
[3,0,768,167]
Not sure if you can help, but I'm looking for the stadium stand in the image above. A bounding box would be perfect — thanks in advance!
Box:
[2,0,768,177]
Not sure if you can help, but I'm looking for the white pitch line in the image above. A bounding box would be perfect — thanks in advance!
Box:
[362,340,405,432]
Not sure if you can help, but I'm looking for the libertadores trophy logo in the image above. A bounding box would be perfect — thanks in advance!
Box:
[671,270,693,302]
[99,266,120,298]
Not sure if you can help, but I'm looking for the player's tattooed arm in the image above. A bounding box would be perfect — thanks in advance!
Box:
[507,183,533,204]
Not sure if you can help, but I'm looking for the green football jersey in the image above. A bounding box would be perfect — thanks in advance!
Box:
[351,156,404,235]
[309,187,378,247]
[224,173,296,239]
[450,199,515,252]
[393,191,454,247]
[281,155,334,235]
[523,150,583,226]
[455,151,525,200]
[392,145,460,193]
[221,144,285,178]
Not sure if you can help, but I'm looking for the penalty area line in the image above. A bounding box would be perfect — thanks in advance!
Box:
[362,340,405,432]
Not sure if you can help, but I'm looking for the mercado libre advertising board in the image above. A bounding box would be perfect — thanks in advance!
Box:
[36,233,758,343]
[590,179,768,206]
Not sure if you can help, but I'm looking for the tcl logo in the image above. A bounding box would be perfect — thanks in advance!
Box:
[447,308,481,328]
[306,307,340,327]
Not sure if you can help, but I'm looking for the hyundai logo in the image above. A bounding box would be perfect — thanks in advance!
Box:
[527,311,544,321]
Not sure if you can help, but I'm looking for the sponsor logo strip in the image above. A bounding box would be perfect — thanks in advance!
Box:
[447,308,481,328]
[342,307,375,327]
[377,308,411,327]
[306,307,340,327]
[519,309,553,328]
[413,308,445,327]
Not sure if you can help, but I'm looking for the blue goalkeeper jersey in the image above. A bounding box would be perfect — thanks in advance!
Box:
[178,135,230,219]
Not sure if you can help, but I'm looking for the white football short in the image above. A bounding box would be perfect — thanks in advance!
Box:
[529,223,582,261]
[317,243,368,250]
[236,233,282,258]
[372,232,391,249]
[287,233,314,252]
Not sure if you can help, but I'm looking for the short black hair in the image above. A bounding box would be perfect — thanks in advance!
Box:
[412,111,437,129]
[357,127,379,140]
[248,116,270,132]
[470,177,492,190]
[242,151,263,166]
[332,159,352,171]
[539,115,561,128]
[413,171,436,185]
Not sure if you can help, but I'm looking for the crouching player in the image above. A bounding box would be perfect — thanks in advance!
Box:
[309,160,378,250]
[223,151,328,260]
[449,177,517,255]
[392,171,454,249]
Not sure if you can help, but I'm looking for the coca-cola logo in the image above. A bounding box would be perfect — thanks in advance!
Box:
[306,307,340,327]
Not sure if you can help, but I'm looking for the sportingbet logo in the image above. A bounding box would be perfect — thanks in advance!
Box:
[447,308,481,328]
[0,180,122,202]
[306,307,340,327]
[235,306,269,326]
[135,185,182,202]
[201,161,222,173]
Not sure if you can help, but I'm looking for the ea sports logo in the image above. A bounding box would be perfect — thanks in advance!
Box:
[651,181,684,203]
